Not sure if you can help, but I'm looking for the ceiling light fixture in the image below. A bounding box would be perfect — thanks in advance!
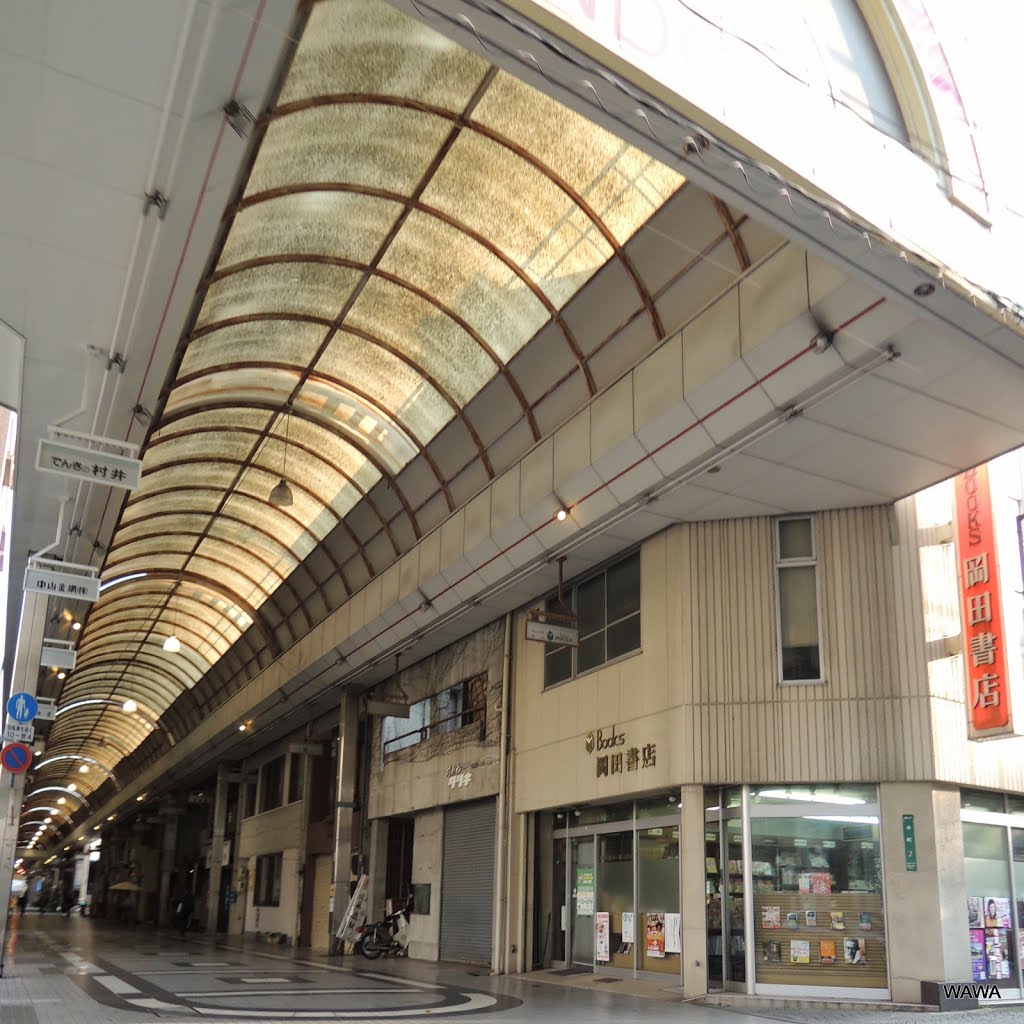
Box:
[78,765,89,774]
[67,783,77,793]
[162,595,181,653]
[122,699,138,714]
[269,407,294,507]
[71,621,82,631]
[556,508,567,521]
[57,671,66,680]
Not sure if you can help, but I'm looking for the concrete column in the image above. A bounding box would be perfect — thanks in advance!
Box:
[680,784,709,998]
[206,766,231,934]
[330,692,360,942]
[157,807,181,927]
[881,782,971,1002]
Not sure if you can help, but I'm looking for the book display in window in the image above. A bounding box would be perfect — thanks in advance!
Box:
[790,940,810,964]
[819,940,837,966]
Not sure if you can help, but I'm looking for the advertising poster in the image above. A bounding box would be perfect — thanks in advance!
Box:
[984,897,1011,928]
[621,911,635,944]
[665,913,681,954]
[968,896,983,928]
[575,869,595,916]
[646,913,666,958]
[595,912,610,962]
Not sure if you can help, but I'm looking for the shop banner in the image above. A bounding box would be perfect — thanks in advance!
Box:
[953,465,1013,738]
[621,911,635,944]
[665,913,681,954]
[595,912,610,962]
[646,913,665,958]
[575,868,594,916]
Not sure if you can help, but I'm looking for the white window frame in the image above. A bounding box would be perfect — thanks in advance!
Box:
[775,515,825,685]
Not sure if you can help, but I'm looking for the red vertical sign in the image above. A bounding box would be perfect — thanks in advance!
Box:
[953,465,1012,737]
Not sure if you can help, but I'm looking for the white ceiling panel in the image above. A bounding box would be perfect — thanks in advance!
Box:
[730,461,885,511]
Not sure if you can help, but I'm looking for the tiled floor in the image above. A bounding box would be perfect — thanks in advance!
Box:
[2,914,1023,1023]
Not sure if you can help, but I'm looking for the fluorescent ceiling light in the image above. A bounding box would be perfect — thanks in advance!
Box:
[804,815,880,825]
[757,789,865,806]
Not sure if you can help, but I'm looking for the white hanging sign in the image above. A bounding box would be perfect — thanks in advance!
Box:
[36,427,142,491]
[24,559,100,602]
[40,640,76,670]
[34,700,57,722]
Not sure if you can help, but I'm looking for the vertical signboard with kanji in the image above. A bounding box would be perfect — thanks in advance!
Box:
[953,465,1013,739]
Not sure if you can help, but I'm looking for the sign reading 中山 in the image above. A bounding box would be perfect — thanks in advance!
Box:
[584,724,658,779]
[24,559,100,603]
[7,692,38,724]
[953,465,1013,739]
[525,608,579,647]
[3,722,34,744]
[902,814,917,872]
[36,427,142,492]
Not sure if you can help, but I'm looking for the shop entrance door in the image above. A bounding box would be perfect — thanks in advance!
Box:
[569,837,595,968]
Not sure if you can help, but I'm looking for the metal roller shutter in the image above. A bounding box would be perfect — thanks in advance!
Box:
[440,798,496,963]
[310,855,333,953]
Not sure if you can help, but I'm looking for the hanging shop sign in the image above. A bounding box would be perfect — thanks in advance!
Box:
[40,639,76,670]
[953,465,1013,738]
[584,724,657,778]
[24,557,100,602]
[36,427,142,492]
[33,699,56,723]
[525,608,579,647]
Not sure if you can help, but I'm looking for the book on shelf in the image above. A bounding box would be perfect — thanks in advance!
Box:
[786,912,799,929]
[830,911,845,931]
[819,940,836,966]
[805,910,817,927]
[790,939,810,964]
[762,939,781,962]
[761,905,781,929]
[858,912,872,931]
[844,938,868,965]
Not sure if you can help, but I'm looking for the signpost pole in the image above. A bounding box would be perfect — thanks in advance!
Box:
[0,591,49,977]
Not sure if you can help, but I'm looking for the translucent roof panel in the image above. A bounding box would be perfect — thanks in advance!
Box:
[51,0,684,812]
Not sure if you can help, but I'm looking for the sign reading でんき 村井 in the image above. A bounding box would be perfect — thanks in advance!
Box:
[953,465,1013,739]
[36,428,142,492]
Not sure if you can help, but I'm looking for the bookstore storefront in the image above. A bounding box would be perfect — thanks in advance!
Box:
[960,789,1024,997]
[547,797,683,979]
[705,784,889,999]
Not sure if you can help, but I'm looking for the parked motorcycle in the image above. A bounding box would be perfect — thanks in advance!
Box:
[354,895,412,959]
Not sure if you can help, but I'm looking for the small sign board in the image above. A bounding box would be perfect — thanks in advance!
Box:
[40,641,76,670]
[1,743,32,774]
[3,722,34,744]
[36,428,142,492]
[902,814,917,872]
[7,692,38,723]
[34,699,57,722]
[525,609,579,647]
[24,562,100,603]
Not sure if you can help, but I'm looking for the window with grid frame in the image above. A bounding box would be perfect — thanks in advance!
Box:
[253,852,282,907]
[775,516,822,682]
[543,551,641,688]
[258,756,285,813]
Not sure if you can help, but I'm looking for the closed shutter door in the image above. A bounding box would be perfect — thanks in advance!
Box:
[440,798,496,963]
[310,855,333,953]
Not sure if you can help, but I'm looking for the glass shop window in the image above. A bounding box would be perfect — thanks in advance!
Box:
[287,753,304,804]
[253,852,283,907]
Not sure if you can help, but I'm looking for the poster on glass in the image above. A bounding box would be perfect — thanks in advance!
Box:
[646,913,666,958]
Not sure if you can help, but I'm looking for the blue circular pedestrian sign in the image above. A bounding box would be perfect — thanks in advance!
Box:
[6,692,38,724]
[1,743,32,774]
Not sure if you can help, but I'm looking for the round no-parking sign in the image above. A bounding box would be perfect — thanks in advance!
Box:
[1,743,32,774]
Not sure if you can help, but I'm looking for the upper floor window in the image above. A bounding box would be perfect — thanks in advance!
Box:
[544,551,641,688]
[776,517,822,682]
[287,753,304,804]
[381,675,487,759]
[258,756,285,813]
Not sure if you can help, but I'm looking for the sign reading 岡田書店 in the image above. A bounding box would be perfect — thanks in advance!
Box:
[36,427,142,491]
[953,465,1013,739]
[584,725,657,779]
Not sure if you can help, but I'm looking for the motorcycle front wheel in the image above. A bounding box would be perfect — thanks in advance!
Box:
[356,927,385,959]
